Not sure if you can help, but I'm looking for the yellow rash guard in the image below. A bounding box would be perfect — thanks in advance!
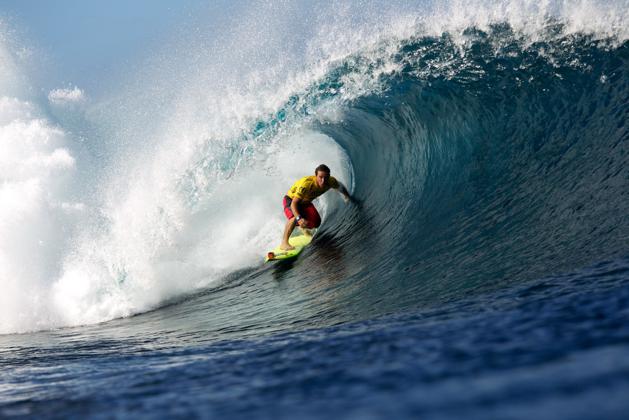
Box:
[286,175,339,202]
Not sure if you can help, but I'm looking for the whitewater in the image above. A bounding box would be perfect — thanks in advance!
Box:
[1,0,628,418]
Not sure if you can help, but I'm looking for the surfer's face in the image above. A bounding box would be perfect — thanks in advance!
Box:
[315,170,329,188]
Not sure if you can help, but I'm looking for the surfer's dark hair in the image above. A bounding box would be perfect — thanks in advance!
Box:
[315,164,330,175]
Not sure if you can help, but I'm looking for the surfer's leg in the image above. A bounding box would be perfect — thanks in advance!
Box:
[301,203,322,228]
[280,196,297,250]
[280,218,297,250]
[296,203,319,237]
[299,227,314,237]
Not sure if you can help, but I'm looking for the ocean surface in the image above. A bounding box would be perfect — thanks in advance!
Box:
[1,1,628,418]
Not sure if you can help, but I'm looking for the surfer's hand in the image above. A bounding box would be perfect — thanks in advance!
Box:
[297,218,307,227]
[343,195,350,204]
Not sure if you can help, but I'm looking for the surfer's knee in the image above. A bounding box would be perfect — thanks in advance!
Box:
[310,217,321,228]
[302,207,321,228]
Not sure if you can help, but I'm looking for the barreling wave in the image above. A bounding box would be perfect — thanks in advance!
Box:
[1,0,627,334]
[315,25,629,316]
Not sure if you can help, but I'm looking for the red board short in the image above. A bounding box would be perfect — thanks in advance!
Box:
[283,195,321,229]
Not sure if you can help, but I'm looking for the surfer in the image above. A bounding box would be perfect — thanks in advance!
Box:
[280,164,351,250]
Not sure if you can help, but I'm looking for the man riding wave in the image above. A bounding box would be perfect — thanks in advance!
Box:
[280,164,351,250]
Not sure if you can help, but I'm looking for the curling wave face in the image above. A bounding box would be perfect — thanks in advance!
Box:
[318,27,629,317]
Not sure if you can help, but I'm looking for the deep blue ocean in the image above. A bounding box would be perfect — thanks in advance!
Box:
[1,1,628,418]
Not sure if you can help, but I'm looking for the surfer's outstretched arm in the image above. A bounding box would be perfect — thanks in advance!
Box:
[335,182,351,203]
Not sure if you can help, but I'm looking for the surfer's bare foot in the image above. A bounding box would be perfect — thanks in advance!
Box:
[280,243,295,251]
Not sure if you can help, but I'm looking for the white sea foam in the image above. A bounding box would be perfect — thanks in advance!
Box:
[0,94,82,334]
[417,0,628,44]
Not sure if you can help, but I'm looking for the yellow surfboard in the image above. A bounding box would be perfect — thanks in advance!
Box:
[265,235,312,262]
